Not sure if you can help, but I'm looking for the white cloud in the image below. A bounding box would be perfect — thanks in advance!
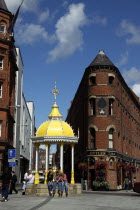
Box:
[38,9,50,23]
[5,0,39,13]
[117,20,140,44]
[132,84,140,97]
[122,67,140,84]
[15,23,48,44]
[47,3,87,62]
[116,51,128,67]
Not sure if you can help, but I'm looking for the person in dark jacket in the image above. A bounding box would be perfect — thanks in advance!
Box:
[0,168,12,202]
[47,171,53,196]
[9,171,18,194]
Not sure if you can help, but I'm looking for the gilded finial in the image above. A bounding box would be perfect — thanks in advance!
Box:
[52,79,59,104]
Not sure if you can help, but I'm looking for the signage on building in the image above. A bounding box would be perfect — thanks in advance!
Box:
[8,149,16,158]
[8,158,16,162]
[90,151,106,156]
[89,151,116,156]
[9,162,16,167]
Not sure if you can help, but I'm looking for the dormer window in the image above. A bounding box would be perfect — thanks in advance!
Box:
[89,73,96,85]
[90,76,96,85]
[109,76,114,84]
[108,73,115,85]
[0,25,5,33]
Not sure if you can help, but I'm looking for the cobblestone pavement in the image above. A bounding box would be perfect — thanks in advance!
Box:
[0,190,140,210]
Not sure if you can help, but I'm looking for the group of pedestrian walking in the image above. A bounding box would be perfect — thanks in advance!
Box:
[0,168,18,202]
[47,171,68,197]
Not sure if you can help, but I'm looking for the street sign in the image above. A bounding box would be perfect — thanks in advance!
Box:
[8,158,16,162]
[8,149,16,158]
[9,162,16,167]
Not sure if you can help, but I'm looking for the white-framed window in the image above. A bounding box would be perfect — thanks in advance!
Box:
[0,56,4,69]
[0,83,2,98]
[0,121,2,137]
[0,25,6,33]
[109,128,114,149]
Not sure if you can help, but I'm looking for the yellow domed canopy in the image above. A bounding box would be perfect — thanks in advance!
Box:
[36,120,74,137]
[35,82,77,141]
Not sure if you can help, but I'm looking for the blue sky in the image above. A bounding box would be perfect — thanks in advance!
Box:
[5,0,140,131]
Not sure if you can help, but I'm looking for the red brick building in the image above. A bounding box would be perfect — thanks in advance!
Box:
[0,1,18,174]
[66,50,140,190]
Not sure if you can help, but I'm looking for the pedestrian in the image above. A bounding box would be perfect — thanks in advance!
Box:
[62,173,68,197]
[0,168,12,202]
[132,177,136,188]
[124,176,130,191]
[47,170,53,196]
[22,170,34,195]
[22,170,29,195]
[53,172,62,197]
[9,171,18,194]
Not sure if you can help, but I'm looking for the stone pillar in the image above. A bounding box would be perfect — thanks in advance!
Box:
[60,143,64,172]
[44,143,49,184]
[34,143,40,184]
[71,143,75,184]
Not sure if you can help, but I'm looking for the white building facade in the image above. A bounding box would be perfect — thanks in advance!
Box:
[14,47,35,183]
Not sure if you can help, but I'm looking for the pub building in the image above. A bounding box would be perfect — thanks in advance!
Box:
[66,50,140,190]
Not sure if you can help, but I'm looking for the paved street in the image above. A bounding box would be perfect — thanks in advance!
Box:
[0,191,140,210]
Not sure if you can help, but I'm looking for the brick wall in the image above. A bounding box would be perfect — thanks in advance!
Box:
[0,8,17,173]
[66,62,140,189]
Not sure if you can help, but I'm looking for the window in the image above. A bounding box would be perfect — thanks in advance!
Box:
[0,56,4,69]
[109,76,114,84]
[0,83,2,98]
[90,127,96,149]
[90,98,96,115]
[109,99,114,115]
[0,121,2,137]
[0,25,5,33]
[90,76,96,85]
[109,128,114,149]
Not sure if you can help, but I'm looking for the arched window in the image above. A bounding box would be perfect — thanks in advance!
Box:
[90,127,96,149]
[109,128,114,149]
[89,98,95,115]
[90,76,96,85]
[109,99,114,115]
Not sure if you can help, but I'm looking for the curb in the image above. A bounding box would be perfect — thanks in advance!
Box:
[82,190,140,196]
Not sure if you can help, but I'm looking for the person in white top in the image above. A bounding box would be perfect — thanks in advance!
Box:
[22,170,34,195]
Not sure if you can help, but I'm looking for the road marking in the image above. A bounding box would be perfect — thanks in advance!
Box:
[27,196,53,210]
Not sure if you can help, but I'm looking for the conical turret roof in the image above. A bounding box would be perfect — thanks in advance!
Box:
[0,0,9,11]
[89,50,116,68]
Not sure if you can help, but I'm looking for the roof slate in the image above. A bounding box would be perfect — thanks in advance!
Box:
[0,0,9,11]
[89,50,116,67]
